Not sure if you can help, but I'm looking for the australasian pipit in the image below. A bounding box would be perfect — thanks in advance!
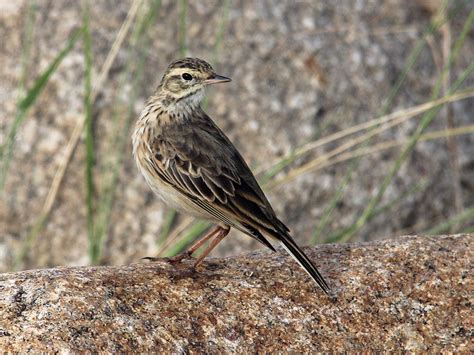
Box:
[133,58,331,295]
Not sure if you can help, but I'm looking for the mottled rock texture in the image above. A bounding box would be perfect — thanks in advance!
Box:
[0,234,471,352]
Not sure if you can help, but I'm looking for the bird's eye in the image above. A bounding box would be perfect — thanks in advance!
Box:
[182,73,193,81]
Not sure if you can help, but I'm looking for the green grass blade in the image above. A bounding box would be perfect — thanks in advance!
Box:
[425,205,474,235]
[212,0,230,64]
[179,0,188,57]
[263,6,455,235]
[259,152,297,184]
[160,0,188,239]
[202,0,231,110]
[14,1,143,271]
[0,29,81,191]
[312,42,428,241]
[92,0,162,261]
[461,226,474,233]
[82,2,98,264]
[312,168,354,244]
[161,0,232,254]
[335,10,474,242]
[158,210,178,247]
[316,4,468,242]
[380,2,450,113]
[18,1,37,95]
[162,220,211,257]
[325,178,429,243]
[12,214,49,271]
[334,63,474,243]
[373,179,428,219]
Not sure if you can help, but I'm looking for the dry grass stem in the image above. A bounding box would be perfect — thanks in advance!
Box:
[24,0,143,261]
[269,123,474,189]
[156,216,195,256]
[263,89,474,188]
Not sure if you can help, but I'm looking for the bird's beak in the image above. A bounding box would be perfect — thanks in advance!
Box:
[204,74,232,85]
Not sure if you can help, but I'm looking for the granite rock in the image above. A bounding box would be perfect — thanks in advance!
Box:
[0,234,471,352]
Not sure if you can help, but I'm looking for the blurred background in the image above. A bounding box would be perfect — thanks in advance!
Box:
[0,0,473,272]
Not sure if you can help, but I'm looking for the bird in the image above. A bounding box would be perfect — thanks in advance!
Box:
[132,57,331,295]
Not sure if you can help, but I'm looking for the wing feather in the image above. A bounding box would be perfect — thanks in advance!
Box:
[151,112,289,246]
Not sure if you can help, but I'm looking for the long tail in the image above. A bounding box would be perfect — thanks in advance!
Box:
[278,233,331,295]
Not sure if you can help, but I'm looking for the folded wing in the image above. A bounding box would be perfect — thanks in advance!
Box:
[150,114,289,249]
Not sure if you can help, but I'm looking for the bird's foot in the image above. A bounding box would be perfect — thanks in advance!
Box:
[142,252,208,275]
[165,251,194,264]
[141,251,194,264]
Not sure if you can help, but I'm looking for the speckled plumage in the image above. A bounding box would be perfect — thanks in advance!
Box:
[133,58,330,294]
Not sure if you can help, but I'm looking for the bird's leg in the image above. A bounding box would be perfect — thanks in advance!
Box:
[193,226,230,270]
[142,226,221,263]
[166,225,221,263]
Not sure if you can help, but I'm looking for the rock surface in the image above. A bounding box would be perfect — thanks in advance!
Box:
[0,234,471,352]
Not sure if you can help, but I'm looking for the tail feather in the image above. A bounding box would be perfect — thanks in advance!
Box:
[278,233,331,295]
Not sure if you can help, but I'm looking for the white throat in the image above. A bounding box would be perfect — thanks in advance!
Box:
[166,89,205,116]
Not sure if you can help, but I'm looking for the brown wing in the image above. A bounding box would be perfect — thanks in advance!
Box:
[150,112,289,248]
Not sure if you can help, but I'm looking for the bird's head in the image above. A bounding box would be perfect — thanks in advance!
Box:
[157,58,231,107]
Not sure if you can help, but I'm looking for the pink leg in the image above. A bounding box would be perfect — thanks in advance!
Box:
[167,225,221,263]
[185,226,221,255]
[193,226,230,269]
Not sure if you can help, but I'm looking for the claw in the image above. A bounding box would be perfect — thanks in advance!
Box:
[166,251,194,264]
[141,252,194,265]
